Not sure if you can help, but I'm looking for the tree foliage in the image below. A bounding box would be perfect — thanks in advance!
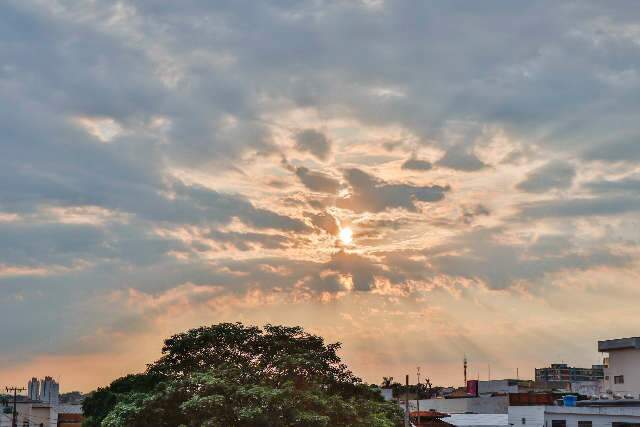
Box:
[83,323,403,427]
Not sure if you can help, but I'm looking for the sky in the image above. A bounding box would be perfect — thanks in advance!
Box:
[2,0,640,393]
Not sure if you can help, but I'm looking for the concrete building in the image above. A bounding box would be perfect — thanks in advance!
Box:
[28,377,40,401]
[58,404,84,427]
[536,364,604,383]
[0,401,57,427]
[40,377,59,405]
[509,401,640,427]
[599,337,640,397]
[477,380,531,396]
[570,381,603,397]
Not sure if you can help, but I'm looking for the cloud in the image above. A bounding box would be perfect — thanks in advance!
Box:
[519,196,640,218]
[436,145,487,171]
[208,230,289,251]
[305,212,339,235]
[517,160,576,193]
[337,168,449,213]
[294,167,341,194]
[3,0,640,390]
[295,129,332,160]
[401,157,433,171]
[585,175,640,194]
[425,228,631,290]
[584,140,640,163]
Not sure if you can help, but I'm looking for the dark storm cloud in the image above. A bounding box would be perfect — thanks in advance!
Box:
[517,160,576,193]
[295,129,332,160]
[337,168,449,213]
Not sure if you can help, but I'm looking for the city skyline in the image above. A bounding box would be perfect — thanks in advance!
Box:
[2,0,640,392]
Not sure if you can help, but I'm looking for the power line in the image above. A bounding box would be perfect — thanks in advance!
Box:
[5,387,25,427]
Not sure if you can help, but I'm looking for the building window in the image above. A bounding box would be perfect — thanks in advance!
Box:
[552,420,566,427]
[522,418,526,425]
[605,375,609,380]
[612,423,640,427]
[614,375,625,384]
[578,421,592,427]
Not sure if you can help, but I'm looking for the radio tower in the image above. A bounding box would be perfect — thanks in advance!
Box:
[464,354,468,386]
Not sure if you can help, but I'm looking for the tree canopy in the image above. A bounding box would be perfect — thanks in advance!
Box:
[82,323,403,427]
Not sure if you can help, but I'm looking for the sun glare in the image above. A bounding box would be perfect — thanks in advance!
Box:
[339,227,353,245]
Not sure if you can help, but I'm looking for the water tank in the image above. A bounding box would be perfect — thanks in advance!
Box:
[563,395,577,407]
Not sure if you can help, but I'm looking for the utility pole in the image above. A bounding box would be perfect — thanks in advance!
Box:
[416,367,421,426]
[405,374,410,427]
[6,387,25,427]
[464,354,468,386]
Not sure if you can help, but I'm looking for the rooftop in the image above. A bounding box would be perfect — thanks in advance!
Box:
[598,337,640,352]
[447,413,508,427]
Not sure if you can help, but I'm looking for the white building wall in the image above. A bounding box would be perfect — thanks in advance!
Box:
[570,381,602,397]
[509,406,546,427]
[0,403,58,427]
[604,348,640,396]
[510,405,640,427]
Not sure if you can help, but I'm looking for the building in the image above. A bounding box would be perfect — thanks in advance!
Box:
[476,380,538,396]
[0,400,57,427]
[599,337,640,397]
[401,395,509,414]
[40,377,60,405]
[57,404,84,427]
[535,364,605,383]
[28,377,40,401]
[447,413,508,427]
[508,400,640,427]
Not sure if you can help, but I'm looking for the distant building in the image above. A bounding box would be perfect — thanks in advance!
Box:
[28,377,40,401]
[535,364,604,383]
[40,376,60,405]
[599,336,640,397]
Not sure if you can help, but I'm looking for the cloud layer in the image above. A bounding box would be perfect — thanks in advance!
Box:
[2,0,640,391]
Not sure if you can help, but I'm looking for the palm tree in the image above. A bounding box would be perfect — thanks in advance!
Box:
[381,376,394,388]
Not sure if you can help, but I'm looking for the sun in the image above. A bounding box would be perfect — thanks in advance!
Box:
[339,227,353,245]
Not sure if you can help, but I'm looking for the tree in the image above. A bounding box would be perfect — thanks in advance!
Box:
[381,377,394,388]
[83,323,403,427]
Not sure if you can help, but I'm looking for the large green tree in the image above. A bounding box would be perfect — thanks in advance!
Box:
[83,323,403,427]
